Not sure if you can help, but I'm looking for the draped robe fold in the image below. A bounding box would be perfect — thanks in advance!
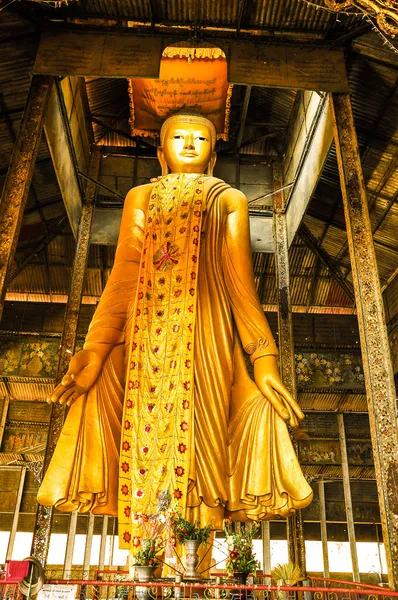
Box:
[38,174,312,550]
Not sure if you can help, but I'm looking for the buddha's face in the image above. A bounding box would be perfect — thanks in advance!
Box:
[160,122,214,174]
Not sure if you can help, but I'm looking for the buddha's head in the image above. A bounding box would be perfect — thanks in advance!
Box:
[158,113,217,176]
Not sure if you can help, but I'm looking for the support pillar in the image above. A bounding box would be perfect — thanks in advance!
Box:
[338,413,360,581]
[31,146,101,565]
[99,516,109,571]
[261,521,271,575]
[272,162,306,574]
[331,93,398,590]
[64,512,78,579]
[5,466,26,561]
[318,481,330,579]
[0,75,53,321]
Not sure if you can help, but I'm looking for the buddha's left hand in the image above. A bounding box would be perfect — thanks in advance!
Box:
[254,355,304,428]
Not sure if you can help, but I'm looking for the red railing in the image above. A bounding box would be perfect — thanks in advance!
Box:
[39,578,398,600]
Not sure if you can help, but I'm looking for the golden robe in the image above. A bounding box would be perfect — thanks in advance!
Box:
[38,174,312,551]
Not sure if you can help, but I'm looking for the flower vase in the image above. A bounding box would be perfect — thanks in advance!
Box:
[135,565,156,600]
[184,539,201,579]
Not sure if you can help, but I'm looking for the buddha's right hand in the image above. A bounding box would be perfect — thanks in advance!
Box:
[47,349,104,407]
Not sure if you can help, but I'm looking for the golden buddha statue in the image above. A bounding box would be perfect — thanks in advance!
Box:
[38,113,312,552]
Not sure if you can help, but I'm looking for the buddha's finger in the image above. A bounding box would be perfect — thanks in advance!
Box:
[263,385,289,421]
[59,387,75,406]
[272,380,304,421]
[47,383,71,404]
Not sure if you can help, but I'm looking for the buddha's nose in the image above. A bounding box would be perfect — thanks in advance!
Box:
[184,134,195,149]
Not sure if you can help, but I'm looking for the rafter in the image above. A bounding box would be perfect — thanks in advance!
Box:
[299,222,355,302]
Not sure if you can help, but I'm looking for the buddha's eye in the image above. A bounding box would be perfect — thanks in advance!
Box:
[196,136,208,142]
[172,134,184,139]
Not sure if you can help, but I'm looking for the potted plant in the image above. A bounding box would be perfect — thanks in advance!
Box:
[224,521,260,584]
[131,513,165,583]
[172,515,211,579]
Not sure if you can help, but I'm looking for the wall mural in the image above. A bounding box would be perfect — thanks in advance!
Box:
[298,439,373,466]
[0,336,83,378]
[0,336,365,390]
[295,351,364,388]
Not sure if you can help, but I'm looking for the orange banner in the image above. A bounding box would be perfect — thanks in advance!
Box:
[128,51,232,141]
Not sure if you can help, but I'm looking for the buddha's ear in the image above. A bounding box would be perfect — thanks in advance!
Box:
[157,147,169,176]
[206,152,217,176]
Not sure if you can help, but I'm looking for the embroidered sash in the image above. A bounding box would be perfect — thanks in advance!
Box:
[118,173,204,551]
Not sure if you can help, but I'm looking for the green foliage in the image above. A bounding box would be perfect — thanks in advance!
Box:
[132,538,164,567]
[172,515,211,544]
[270,562,305,586]
[223,522,260,575]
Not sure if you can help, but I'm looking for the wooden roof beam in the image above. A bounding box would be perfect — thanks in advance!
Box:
[44,79,84,237]
[283,92,334,247]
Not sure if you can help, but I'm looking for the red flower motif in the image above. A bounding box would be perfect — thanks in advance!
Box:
[192,255,198,263]
[181,213,188,219]
[183,381,190,391]
[185,359,191,368]
[179,227,186,234]
[176,275,182,283]
[148,217,153,224]
[123,531,131,543]
[128,380,138,390]
[146,292,152,301]
[196,189,201,195]
[139,467,147,475]
[148,280,152,288]
[130,361,136,371]
[155,327,162,336]
[178,443,187,454]
[121,484,129,496]
[153,346,159,353]
[132,536,141,548]
[180,421,189,432]
[144,424,152,433]
[187,342,192,351]
[194,211,200,218]
[136,308,141,317]
[172,325,180,333]
[169,382,175,390]
[153,242,181,271]
[151,194,156,200]
[174,290,182,298]
[126,398,133,409]
[159,277,165,285]
[160,443,167,453]
[136,488,144,498]
[189,288,195,296]
[181,201,188,207]
[122,441,131,451]
[158,294,165,302]
[147,403,155,412]
[193,225,199,232]
[182,399,190,410]
[140,276,144,284]
[124,506,131,518]
[152,366,159,373]
[142,446,149,455]
[173,489,183,500]
[124,420,131,431]
[170,360,177,369]
[165,402,174,413]
[150,386,157,393]
[175,466,185,477]
[138,292,144,300]
[132,342,137,351]
[188,323,193,332]
[188,305,194,313]
[121,462,129,473]
[160,465,167,474]
[152,233,157,241]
